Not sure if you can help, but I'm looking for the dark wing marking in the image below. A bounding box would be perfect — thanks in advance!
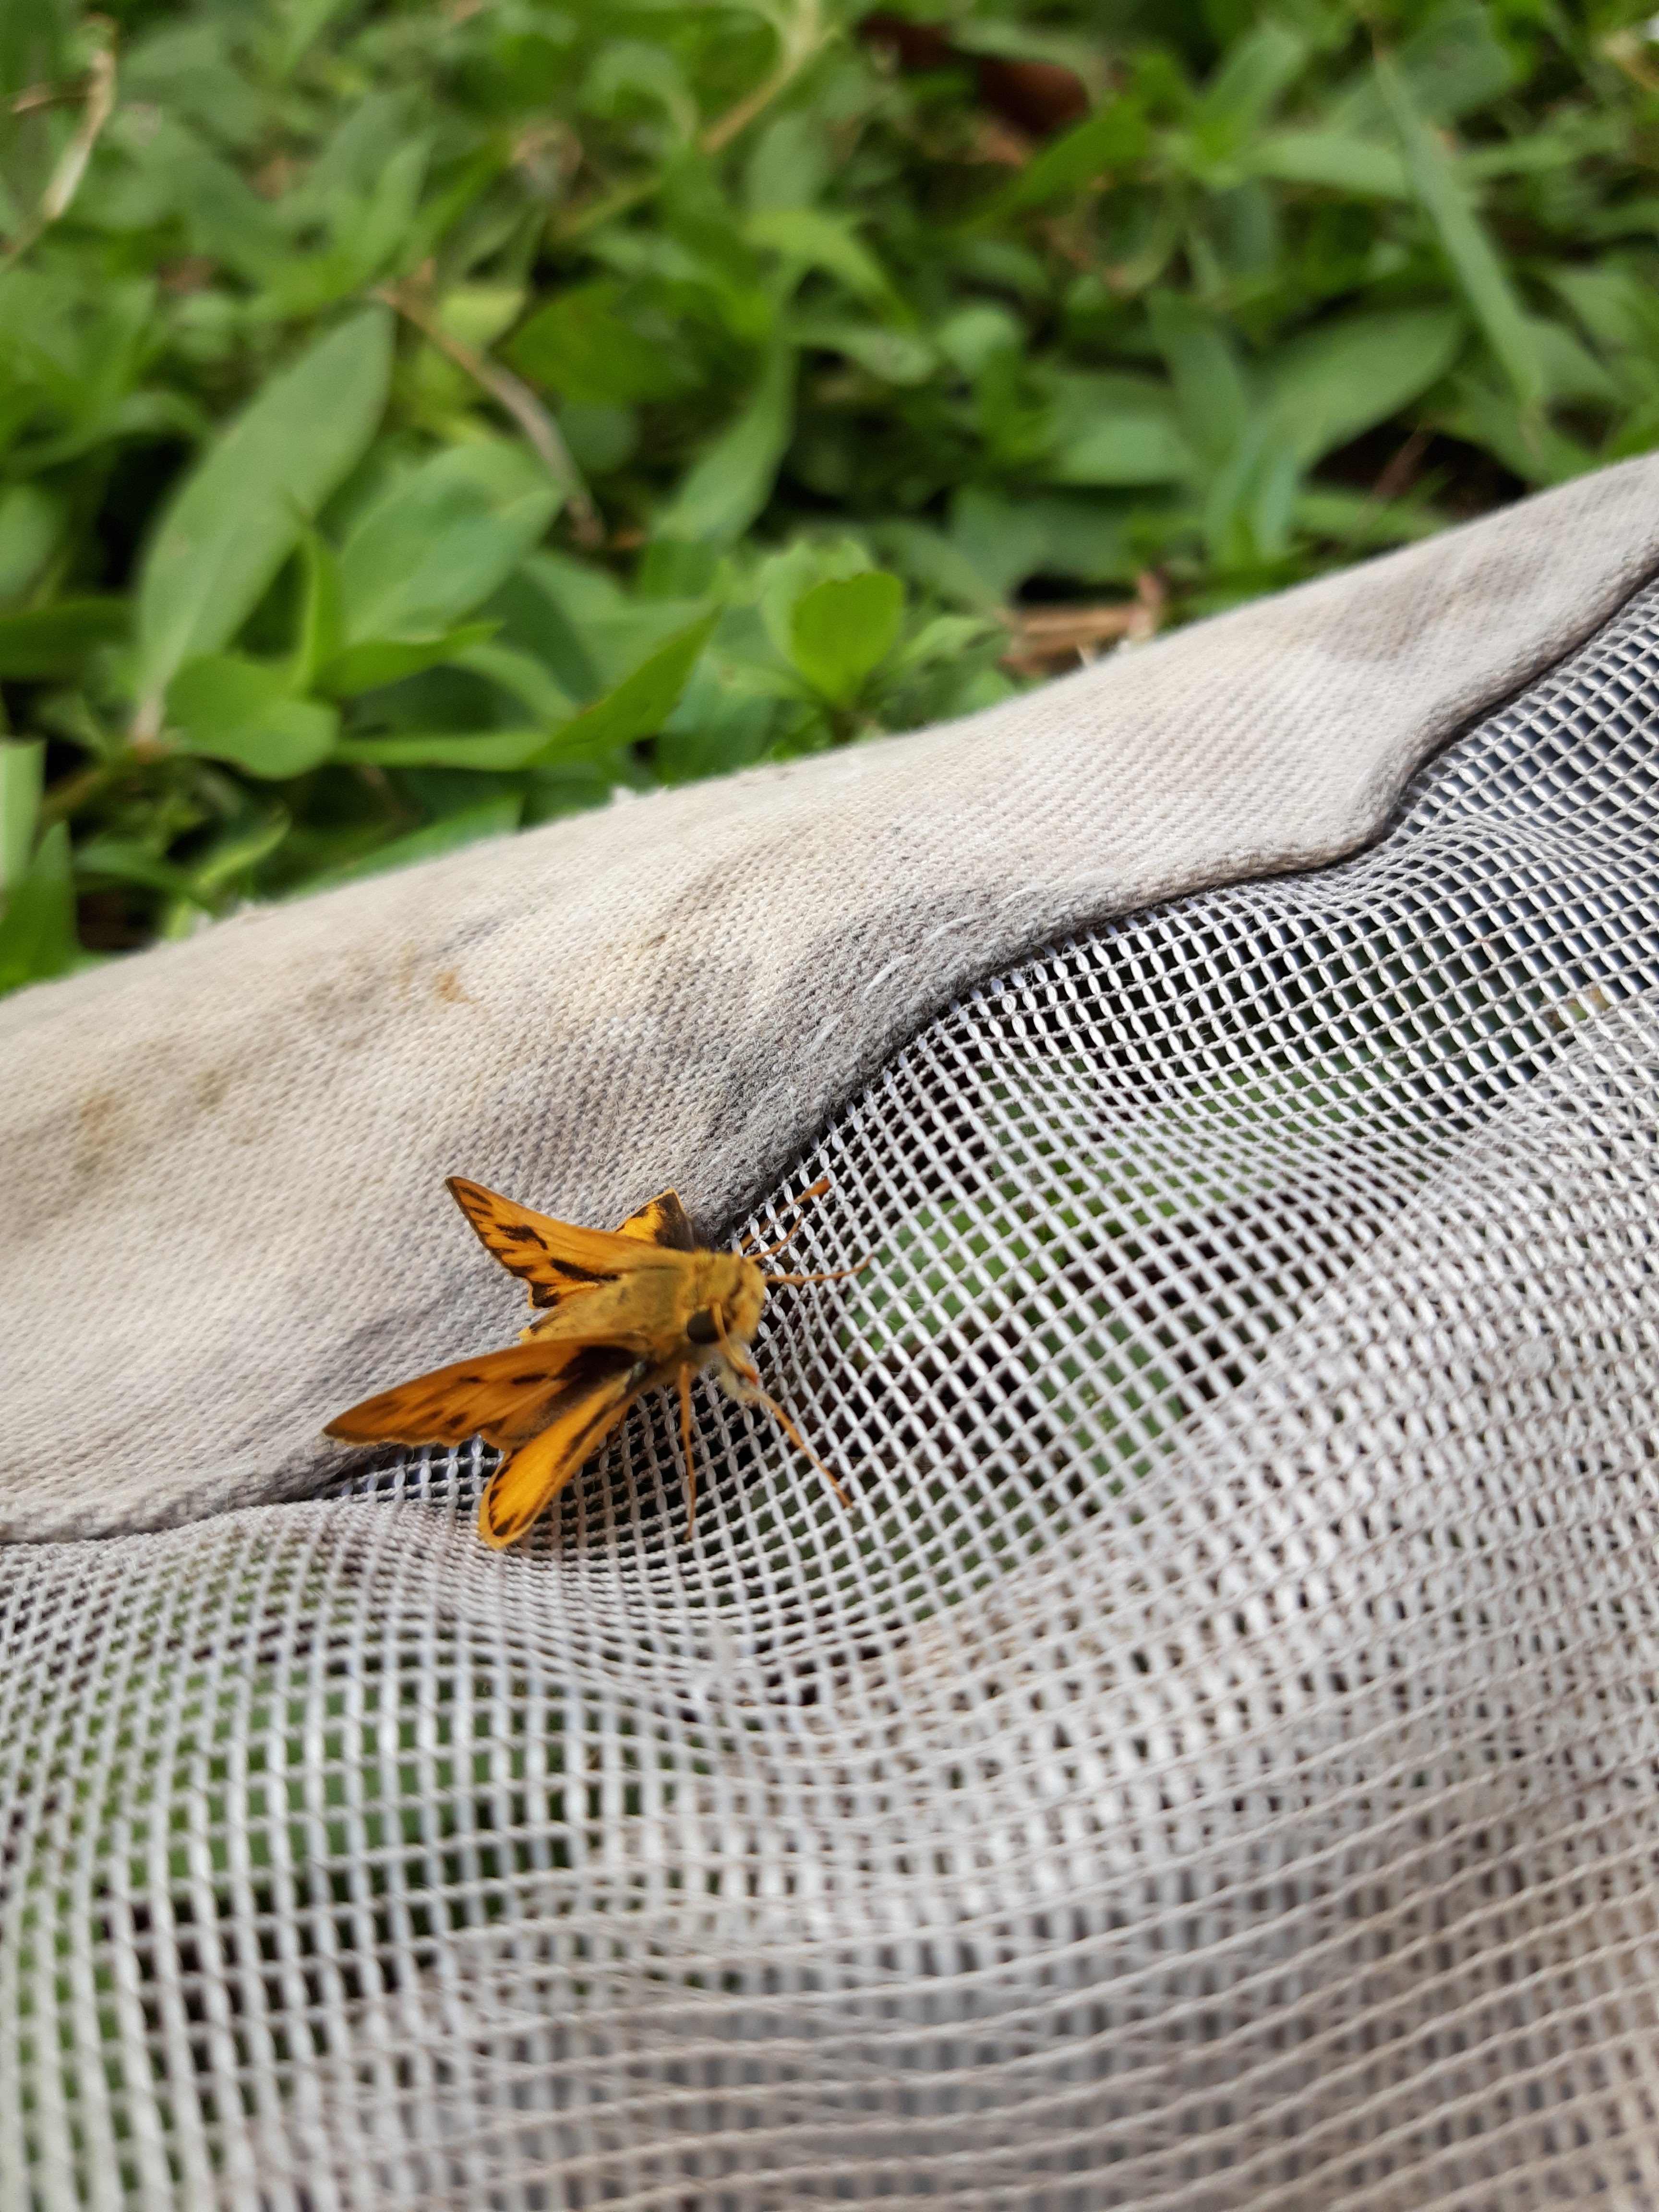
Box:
[614,1187,696,1252]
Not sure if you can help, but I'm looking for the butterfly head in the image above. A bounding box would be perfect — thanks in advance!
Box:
[707,1251,766,1344]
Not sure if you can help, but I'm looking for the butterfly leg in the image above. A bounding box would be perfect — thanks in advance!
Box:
[755,1389,851,1510]
[678,1366,699,1539]
[709,1302,850,1513]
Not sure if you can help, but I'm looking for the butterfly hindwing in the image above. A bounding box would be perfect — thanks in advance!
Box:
[479,1358,650,1547]
[615,1188,696,1251]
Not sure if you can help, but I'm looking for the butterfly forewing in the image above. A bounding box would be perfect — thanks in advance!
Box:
[325,1339,635,1451]
[447,1178,696,1310]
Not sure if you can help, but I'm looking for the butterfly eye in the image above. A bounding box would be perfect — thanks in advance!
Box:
[686,1308,719,1345]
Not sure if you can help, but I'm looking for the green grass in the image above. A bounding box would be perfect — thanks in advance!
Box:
[2,0,1659,995]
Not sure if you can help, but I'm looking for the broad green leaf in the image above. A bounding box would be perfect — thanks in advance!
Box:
[454,640,578,725]
[1203,418,1301,567]
[950,488,1137,598]
[656,346,793,547]
[1149,294,1250,462]
[1338,4,1516,133]
[0,739,43,895]
[1191,23,1308,161]
[747,209,892,304]
[189,809,291,896]
[337,442,559,644]
[1044,373,1191,486]
[1264,307,1464,464]
[0,484,62,601]
[656,658,776,782]
[291,527,344,692]
[308,796,522,890]
[333,729,552,769]
[1378,58,1542,411]
[990,100,1149,215]
[506,283,685,404]
[883,613,994,682]
[1245,130,1408,199]
[758,539,874,662]
[789,572,904,707]
[535,614,717,761]
[1297,489,1445,546]
[318,623,500,698]
[134,307,392,710]
[73,837,200,900]
[1528,317,1618,405]
[790,317,937,386]
[1439,374,1593,487]
[0,821,79,992]
[745,111,830,215]
[867,521,1004,613]
[167,653,339,778]
[0,599,126,678]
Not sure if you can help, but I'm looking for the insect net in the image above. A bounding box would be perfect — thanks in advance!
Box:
[5,573,1659,2212]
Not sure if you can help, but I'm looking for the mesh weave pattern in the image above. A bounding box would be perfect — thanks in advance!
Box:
[7,585,1659,2210]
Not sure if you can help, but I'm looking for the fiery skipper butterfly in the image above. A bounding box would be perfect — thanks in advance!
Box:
[325,1175,863,1546]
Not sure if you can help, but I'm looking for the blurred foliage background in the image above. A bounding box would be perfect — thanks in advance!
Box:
[3,0,1659,994]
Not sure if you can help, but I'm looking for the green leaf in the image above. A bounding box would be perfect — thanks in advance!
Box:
[789,572,904,707]
[1264,307,1464,465]
[74,837,201,900]
[990,100,1149,216]
[0,484,63,601]
[1338,3,1517,132]
[291,528,344,692]
[1377,57,1543,412]
[307,796,522,890]
[1190,23,1308,162]
[337,442,559,645]
[188,808,291,896]
[1044,373,1192,487]
[747,208,893,305]
[453,639,577,725]
[790,317,937,386]
[1245,130,1409,199]
[0,599,127,678]
[0,740,43,896]
[167,653,339,778]
[535,614,717,761]
[505,282,685,404]
[133,307,393,712]
[316,623,500,698]
[656,346,794,547]
[332,729,551,769]
[0,821,79,992]
[1149,294,1251,463]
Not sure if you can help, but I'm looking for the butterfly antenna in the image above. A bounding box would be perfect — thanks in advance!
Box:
[739,1174,833,1261]
[766,1259,870,1288]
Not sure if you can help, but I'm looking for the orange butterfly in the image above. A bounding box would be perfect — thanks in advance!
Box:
[325,1175,863,1546]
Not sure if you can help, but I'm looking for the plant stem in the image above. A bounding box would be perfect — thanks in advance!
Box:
[377,281,605,548]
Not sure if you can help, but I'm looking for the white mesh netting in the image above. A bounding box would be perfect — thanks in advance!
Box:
[7,578,1659,2210]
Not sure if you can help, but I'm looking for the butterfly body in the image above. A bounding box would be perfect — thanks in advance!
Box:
[325,1175,855,1547]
